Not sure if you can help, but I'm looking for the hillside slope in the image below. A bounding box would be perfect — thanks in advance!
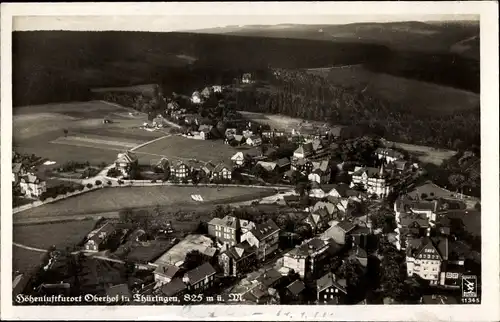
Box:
[190,21,480,59]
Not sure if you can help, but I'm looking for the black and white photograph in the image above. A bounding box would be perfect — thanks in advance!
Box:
[1,2,498,321]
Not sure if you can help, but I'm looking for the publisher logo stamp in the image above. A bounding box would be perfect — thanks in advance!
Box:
[461,275,478,298]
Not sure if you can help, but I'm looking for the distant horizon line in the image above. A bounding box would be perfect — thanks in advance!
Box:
[13,19,479,33]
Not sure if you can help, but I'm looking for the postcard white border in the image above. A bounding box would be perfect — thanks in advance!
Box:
[1,1,499,321]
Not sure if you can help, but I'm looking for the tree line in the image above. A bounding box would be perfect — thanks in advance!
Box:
[227,69,479,150]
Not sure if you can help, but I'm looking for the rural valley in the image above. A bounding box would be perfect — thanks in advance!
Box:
[12,18,482,307]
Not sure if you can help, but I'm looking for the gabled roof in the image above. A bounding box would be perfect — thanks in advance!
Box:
[408,237,449,261]
[87,222,115,245]
[154,264,180,279]
[202,161,216,172]
[312,160,329,172]
[287,280,306,296]
[231,152,244,160]
[161,278,187,297]
[233,134,244,142]
[312,140,323,151]
[264,147,277,156]
[184,262,216,285]
[257,161,277,172]
[225,241,256,261]
[316,272,347,294]
[250,219,280,241]
[287,238,330,257]
[328,183,350,198]
[276,158,291,167]
[116,151,138,163]
[256,269,282,288]
[214,163,232,173]
[294,143,314,155]
[247,135,262,141]
[336,220,357,233]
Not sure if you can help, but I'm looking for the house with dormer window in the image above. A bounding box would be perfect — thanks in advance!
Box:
[241,219,280,260]
[182,262,217,292]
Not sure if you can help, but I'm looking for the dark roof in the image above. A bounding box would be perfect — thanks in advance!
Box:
[225,241,256,261]
[351,246,367,259]
[256,269,282,288]
[407,237,449,260]
[336,220,356,233]
[250,219,280,241]
[352,167,384,178]
[184,262,216,285]
[284,195,301,202]
[203,161,216,172]
[161,278,187,297]
[350,226,371,236]
[287,280,306,296]
[316,272,347,294]
[288,238,330,257]
[264,147,277,156]
[154,264,180,279]
[87,222,115,245]
[276,158,290,167]
[106,283,132,299]
[329,183,350,197]
[399,212,430,228]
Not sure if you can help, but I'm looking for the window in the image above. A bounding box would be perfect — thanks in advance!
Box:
[330,294,335,299]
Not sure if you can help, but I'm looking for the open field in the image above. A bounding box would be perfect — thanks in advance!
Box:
[15,186,275,218]
[13,219,98,249]
[237,110,343,134]
[387,141,457,165]
[13,219,98,274]
[134,135,238,165]
[13,101,167,167]
[306,65,479,116]
[13,247,47,274]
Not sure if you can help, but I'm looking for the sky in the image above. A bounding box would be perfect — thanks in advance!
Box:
[13,14,479,32]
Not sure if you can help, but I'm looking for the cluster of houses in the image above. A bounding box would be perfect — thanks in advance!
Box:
[393,198,467,289]
[114,150,233,183]
[12,161,47,199]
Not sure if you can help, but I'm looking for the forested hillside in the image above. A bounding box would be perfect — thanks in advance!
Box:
[228,70,479,150]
